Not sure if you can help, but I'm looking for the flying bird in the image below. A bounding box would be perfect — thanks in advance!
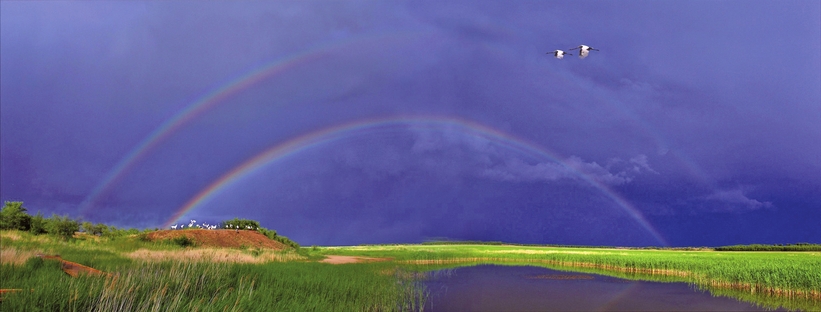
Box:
[570,45,599,59]
[547,50,572,59]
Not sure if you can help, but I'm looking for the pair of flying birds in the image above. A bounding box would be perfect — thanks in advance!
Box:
[548,45,599,59]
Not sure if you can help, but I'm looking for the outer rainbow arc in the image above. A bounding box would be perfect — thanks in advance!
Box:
[78,31,432,216]
[164,116,668,246]
[78,53,325,216]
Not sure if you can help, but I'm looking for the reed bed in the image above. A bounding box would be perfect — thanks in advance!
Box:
[4,231,816,310]
[2,231,427,310]
[0,248,42,266]
[316,245,821,304]
[403,260,821,311]
[1,258,427,311]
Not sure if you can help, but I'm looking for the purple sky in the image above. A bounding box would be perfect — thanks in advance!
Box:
[2,1,819,246]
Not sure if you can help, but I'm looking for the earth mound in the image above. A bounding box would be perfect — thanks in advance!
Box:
[145,229,288,250]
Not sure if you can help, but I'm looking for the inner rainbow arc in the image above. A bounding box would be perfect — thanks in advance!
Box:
[163,116,668,246]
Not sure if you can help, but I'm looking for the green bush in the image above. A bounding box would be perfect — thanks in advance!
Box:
[29,212,48,235]
[0,201,31,231]
[221,218,261,230]
[46,214,79,240]
[170,235,197,248]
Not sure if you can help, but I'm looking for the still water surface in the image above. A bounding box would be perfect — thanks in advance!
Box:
[423,265,783,311]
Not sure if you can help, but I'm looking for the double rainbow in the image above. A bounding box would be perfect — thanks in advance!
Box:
[79,31,432,215]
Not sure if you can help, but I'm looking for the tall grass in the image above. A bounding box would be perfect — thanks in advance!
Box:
[402,260,821,311]
[2,230,428,310]
[316,245,821,300]
[125,248,304,263]
[1,259,426,311]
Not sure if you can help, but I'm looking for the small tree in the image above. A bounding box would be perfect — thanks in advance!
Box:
[221,218,261,230]
[0,201,31,231]
[81,221,93,234]
[29,212,48,235]
[46,214,79,240]
[91,223,109,236]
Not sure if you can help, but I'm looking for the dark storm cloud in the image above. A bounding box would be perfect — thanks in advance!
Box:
[699,189,774,213]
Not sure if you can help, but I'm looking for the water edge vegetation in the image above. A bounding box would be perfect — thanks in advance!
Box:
[2,201,819,311]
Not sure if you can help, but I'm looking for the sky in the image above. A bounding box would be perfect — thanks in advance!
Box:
[1,1,819,247]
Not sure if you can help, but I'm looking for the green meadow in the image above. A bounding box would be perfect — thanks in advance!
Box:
[316,244,821,294]
[2,230,820,311]
[313,244,821,311]
[0,231,424,311]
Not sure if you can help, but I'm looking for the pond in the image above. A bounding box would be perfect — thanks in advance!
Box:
[422,265,786,311]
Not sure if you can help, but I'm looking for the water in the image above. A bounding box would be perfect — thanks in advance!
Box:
[423,265,784,311]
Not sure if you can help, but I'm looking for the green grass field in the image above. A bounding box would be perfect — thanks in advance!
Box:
[315,244,821,292]
[2,231,819,311]
[311,244,821,310]
[1,232,424,311]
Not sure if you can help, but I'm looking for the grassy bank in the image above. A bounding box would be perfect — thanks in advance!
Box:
[3,231,819,311]
[1,258,424,311]
[315,245,821,302]
[1,231,425,311]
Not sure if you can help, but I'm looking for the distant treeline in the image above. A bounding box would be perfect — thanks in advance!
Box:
[412,240,821,251]
[714,243,821,251]
[415,240,702,249]
[0,201,299,248]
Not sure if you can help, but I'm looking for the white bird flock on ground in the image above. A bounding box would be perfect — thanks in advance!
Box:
[548,45,599,59]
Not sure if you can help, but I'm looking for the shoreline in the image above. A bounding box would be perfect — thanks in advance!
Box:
[400,257,821,301]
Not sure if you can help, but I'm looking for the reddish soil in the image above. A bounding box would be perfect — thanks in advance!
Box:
[144,229,287,250]
[37,255,109,277]
[0,289,28,302]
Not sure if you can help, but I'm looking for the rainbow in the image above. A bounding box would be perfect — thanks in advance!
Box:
[79,31,432,216]
[163,116,668,246]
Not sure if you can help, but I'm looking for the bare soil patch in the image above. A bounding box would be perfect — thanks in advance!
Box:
[320,255,391,264]
[37,254,109,277]
[144,229,287,250]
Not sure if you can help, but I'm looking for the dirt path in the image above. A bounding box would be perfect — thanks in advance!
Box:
[320,255,391,264]
[0,289,29,302]
[38,254,109,277]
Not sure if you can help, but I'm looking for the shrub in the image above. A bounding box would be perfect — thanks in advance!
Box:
[138,232,151,242]
[171,235,197,247]
[221,218,260,230]
[46,214,79,240]
[29,212,48,235]
[0,201,31,231]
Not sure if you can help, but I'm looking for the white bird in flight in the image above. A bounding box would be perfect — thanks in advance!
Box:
[569,45,599,59]
[547,50,572,59]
